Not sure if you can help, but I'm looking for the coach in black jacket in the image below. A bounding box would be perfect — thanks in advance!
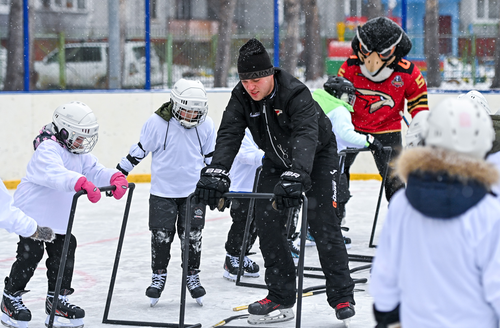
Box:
[194,38,355,323]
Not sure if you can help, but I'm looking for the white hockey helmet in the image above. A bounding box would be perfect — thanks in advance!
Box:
[52,101,99,154]
[423,97,494,159]
[170,79,208,129]
[457,90,492,115]
[405,110,429,148]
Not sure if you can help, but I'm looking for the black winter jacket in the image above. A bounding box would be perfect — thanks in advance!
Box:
[211,68,337,175]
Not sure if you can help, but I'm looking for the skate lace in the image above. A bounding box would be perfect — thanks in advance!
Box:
[186,274,201,291]
[4,292,28,311]
[229,255,239,268]
[151,273,167,289]
[58,295,79,309]
[243,256,255,269]
[257,298,272,305]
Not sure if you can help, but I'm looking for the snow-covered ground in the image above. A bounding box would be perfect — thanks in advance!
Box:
[0,180,388,328]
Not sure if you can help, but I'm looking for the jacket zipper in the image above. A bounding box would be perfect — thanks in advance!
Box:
[262,103,291,168]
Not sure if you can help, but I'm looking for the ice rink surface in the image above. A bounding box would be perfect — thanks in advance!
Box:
[0,180,388,328]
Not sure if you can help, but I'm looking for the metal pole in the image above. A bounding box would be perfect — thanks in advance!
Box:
[273,0,279,66]
[145,0,151,90]
[23,0,29,91]
[108,0,121,89]
[401,0,407,32]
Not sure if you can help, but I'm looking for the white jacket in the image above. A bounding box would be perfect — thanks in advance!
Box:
[371,147,500,328]
[229,129,264,192]
[0,179,37,237]
[13,141,116,234]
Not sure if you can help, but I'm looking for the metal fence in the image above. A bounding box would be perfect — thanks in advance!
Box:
[0,0,498,91]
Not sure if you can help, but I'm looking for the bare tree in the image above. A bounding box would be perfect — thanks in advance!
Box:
[302,0,323,81]
[208,0,237,87]
[491,21,500,88]
[4,0,24,90]
[425,0,441,87]
[366,0,383,20]
[281,0,300,74]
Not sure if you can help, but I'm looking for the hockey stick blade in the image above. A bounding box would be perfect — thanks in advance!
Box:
[212,314,249,327]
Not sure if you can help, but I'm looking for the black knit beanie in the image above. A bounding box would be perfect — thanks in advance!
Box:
[237,38,274,80]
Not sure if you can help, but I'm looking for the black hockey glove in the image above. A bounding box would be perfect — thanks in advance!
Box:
[373,304,401,328]
[366,134,384,152]
[194,166,231,211]
[272,170,311,211]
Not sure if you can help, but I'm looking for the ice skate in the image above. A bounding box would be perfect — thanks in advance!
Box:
[343,235,352,249]
[145,271,167,307]
[247,298,294,324]
[288,240,300,265]
[297,230,316,247]
[1,290,31,328]
[45,289,84,328]
[223,254,260,281]
[186,271,205,306]
[335,302,355,328]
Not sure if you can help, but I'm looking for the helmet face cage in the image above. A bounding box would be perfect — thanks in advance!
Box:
[170,79,209,129]
[171,98,208,129]
[52,102,99,154]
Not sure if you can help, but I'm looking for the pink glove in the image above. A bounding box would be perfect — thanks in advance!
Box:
[110,172,128,200]
[74,177,101,203]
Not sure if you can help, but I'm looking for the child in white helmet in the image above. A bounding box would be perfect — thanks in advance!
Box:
[371,97,500,327]
[1,101,128,328]
[116,79,216,307]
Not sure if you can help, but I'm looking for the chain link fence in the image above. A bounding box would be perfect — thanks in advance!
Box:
[0,0,498,90]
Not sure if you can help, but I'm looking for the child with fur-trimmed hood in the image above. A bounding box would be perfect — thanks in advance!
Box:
[370,97,500,328]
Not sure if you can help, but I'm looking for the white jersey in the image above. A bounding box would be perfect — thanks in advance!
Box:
[326,104,366,152]
[0,179,37,237]
[119,114,216,198]
[371,190,500,328]
[229,129,264,192]
[13,141,116,235]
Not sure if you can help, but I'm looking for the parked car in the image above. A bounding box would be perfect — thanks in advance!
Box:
[34,42,162,89]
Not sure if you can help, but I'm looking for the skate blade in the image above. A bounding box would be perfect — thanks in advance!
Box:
[149,297,159,307]
[243,272,260,278]
[223,270,237,282]
[45,316,83,328]
[247,308,294,325]
[343,318,351,328]
[195,297,203,306]
[1,314,29,328]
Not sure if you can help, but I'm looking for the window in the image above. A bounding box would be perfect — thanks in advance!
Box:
[477,0,500,20]
[39,0,87,11]
[176,0,192,19]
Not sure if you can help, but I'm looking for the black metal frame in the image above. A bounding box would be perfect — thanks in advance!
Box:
[99,184,201,328]
[338,146,392,248]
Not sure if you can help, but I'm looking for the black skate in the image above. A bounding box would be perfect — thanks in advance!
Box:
[223,254,260,281]
[186,271,205,306]
[45,289,84,328]
[335,302,355,327]
[145,270,167,307]
[1,290,31,328]
[343,235,352,249]
[247,298,294,324]
[288,240,300,265]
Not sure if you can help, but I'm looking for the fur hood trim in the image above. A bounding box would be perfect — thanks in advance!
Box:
[396,147,498,189]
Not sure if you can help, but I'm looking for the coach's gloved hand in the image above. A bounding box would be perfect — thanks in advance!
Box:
[365,134,384,152]
[75,177,101,203]
[373,304,401,328]
[110,172,128,200]
[272,169,311,211]
[194,165,231,211]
